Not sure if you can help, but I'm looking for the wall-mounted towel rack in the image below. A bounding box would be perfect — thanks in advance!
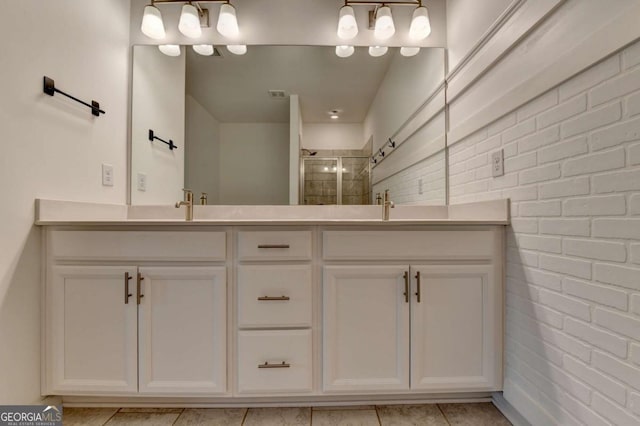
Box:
[43,76,105,117]
[148,129,177,150]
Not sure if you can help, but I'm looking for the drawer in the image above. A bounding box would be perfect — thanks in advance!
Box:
[49,230,226,262]
[238,265,312,328]
[237,330,312,394]
[323,230,496,261]
[237,231,312,261]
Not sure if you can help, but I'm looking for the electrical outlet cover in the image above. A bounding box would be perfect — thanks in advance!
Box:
[137,172,147,192]
[102,163,114,186]
[491,149,504,177]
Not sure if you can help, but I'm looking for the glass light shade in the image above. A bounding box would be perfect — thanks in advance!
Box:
[368,46,388,57]
[337,6,358,40]
[193,44,214,56]
[141,5,165,40]
[400,47,420,57]
[217,3,239,38]
[158,44,181,57]
[374,6,395,40]
[409,6,431,40]
[226,44,247,55]
[178,3,202,38]
[335,45,354,58]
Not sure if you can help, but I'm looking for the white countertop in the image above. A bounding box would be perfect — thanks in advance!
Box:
[34,199,510,226]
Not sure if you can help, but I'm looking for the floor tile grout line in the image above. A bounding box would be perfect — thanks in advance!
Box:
[240,407,249,426]
[170,407,185,426]
[374,405,383,426]
[101,407,120,426]
[436,404,452,426]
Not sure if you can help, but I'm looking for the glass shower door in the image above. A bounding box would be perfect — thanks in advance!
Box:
[302,158,338,205]
[341,157,370,205]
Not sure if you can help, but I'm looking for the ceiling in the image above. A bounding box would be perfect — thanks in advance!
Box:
[186,45,396,123]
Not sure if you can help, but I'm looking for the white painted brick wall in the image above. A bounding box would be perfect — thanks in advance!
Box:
[446,43,640,425]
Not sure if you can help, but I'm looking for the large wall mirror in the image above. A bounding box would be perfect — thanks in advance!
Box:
[130,45,445,205]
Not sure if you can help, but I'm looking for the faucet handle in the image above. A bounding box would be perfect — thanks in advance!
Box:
[181,188,193,202]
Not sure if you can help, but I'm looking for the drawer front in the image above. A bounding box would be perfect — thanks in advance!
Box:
[237,330,312,394]
[237,231,312,261]
[323,230,496,261]
[50,230,226,262]
[238,265,312,328]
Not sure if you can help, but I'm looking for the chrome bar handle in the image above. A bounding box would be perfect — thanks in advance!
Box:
[137,272,145,305]
[415,271,421,303]
[257,244,290,249]
[403,271,409,303]
[124,272,133,304]
[258,361,291,369]
[257,296,290,301]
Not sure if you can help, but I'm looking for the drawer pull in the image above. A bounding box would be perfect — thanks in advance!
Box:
[257,244,290,249]
[258,361,291,369]
[257,296,290,301]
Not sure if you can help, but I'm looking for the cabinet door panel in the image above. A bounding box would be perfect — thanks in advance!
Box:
[48,266,138,394]
[411,265,498,391]
[323,265,410,392]
[138,267,226,394]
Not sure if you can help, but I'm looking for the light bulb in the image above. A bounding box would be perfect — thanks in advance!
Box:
[331,114,339,119]
[337,6,358,40]
[400,47,420,57]
[374,6,395,40]
[193,44,214,56]
[226,44,247,55]
[324,167,329,171]
[409,6,431,40]
[158,45,181,57]
[368,46,388,57]
[141,5,165,40]
[178,3,202,38]
[335,45,354,58]
[217,3,239,38]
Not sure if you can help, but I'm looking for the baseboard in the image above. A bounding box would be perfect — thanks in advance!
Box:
[492,392,531,426]
[33,395,63,406]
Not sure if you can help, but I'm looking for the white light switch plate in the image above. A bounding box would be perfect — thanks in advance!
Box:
[137,172,147,192]
[102,163,114,186]
[418,178,423,195]
[491,149,504,177]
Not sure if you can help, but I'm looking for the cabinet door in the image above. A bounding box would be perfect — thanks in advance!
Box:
[48,266,138,394]
[138,267,227,394]
[323,265,410,392]
[410,265,499,391]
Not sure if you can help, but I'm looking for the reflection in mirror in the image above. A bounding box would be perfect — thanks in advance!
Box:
[130,45,445,205]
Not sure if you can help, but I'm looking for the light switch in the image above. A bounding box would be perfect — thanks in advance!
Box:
[102,163,114,186]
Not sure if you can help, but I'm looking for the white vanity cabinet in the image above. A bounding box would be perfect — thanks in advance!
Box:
[44,230,227,396]
[322,229,503,394]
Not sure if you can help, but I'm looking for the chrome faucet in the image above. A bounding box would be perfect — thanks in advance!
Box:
[383,189,394,221]
[175,189,193,221]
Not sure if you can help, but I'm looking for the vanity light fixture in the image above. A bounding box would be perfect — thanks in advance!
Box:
[337,5,358,40]
[141,4,166,40]
[335,45,355,58]
[217,3,239,38]
[374,6,395,40]
[409,6,431,40]
[179,2,202,38]
[158,44,181,56]
[140,1,243,41]
[400,46,420,57]
[368,45,388,57]
[226,44,247,55]
[193,44,214,55]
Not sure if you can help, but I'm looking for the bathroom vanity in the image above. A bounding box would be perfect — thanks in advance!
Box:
[36,199,508,405]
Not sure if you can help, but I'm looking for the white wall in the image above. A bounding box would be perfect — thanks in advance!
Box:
[0,0,130,403]
[449,41,640,426]
[131,46,185,205]
[219,123,290,205]
[185,95,220,204]
[446,0,513,70]
[302,123,364,151]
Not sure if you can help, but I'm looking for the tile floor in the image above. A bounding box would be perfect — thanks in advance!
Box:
[62,403,512,425]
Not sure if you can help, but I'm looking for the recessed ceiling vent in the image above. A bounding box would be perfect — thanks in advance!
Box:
[268,90,288,99]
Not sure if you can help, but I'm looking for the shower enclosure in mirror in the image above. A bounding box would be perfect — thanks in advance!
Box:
[301,154,370,205]
[129,45,445,205]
